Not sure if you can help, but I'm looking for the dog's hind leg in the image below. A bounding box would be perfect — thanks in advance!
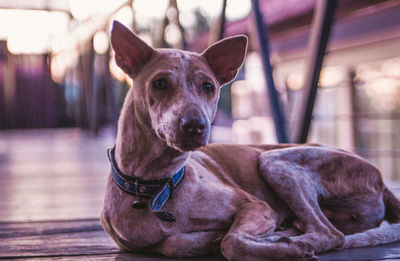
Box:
[258,152,345,253]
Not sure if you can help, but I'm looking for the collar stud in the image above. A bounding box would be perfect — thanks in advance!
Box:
[154,211,176,222]
[132,200,146,209]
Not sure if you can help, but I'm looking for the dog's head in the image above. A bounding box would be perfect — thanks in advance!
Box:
[111,21,247,152]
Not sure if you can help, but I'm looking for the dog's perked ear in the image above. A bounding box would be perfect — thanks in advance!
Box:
[110,20,155,77]
[201,35,248,85]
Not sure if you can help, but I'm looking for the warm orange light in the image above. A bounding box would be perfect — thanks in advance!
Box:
[0,9,69,54]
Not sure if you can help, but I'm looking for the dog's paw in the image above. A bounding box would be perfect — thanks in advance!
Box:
[333,234,345,249]
[273,239,316,260]
[293,241,315,259]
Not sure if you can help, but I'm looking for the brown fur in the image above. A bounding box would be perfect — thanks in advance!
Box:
[101,21,400,260]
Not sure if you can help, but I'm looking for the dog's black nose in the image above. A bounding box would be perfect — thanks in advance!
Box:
[180,111,206,135]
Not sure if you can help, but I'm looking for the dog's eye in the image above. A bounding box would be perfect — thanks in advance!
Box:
[152,78,167,90]
[202,82,214,94]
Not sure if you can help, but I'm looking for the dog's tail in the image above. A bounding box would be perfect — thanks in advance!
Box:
[342,187,400,248]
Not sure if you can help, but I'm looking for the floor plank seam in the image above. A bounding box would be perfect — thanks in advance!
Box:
[0,228,106,239]
[0,251,123,260]
[0,218,100,225]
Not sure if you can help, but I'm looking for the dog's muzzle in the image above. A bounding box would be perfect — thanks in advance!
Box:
[179,109,206,136]
[178,108,210,151]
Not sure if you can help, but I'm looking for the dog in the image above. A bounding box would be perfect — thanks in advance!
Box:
[101,21,400,260]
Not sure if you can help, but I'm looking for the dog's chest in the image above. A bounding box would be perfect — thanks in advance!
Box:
[158,162,239,233]
[102,159,241,249]
[188,176,237,222]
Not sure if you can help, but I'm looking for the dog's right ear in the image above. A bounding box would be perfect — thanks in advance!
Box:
[201,35,247,85]
[110,21,155,77]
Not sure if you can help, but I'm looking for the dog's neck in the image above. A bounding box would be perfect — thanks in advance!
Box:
[114,98,188,180]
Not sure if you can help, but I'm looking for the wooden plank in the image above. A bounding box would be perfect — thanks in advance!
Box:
[0,219,118,259]
[0,219,222,260]
[6,253,223,261]
[0,171,107,221]
[0,219,103,238]
[0,230,118,258]
[0,130,112,222]
[0,197,105,222]
[1,218,400,261]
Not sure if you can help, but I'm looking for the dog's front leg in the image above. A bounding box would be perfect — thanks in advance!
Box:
[147,230,225,257]
[221,201,316,261]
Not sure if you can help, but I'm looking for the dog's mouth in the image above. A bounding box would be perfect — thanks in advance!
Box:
[165,129,210,152]
[178,137,208,151]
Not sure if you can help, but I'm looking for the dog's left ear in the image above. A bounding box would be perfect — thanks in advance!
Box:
[201,35,248,85]
[110,20,155,77]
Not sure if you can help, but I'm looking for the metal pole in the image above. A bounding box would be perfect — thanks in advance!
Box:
[292,0,337,143]
[251,0,289,143]
[218,0,227,40]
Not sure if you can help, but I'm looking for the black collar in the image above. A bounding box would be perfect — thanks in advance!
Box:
[107,147,185,222]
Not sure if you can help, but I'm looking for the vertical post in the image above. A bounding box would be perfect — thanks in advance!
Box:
[208,0,227,45]
[218,0,227,40]
[292,0,337,143]
[349,70,359,154]
[169,0,187,50]
[336,70,355,151]
[251,0,289,143]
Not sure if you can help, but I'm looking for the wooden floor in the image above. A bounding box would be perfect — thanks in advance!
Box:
[0,128,399,261]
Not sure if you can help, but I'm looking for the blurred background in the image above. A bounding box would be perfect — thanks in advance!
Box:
[0,0,399,183]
